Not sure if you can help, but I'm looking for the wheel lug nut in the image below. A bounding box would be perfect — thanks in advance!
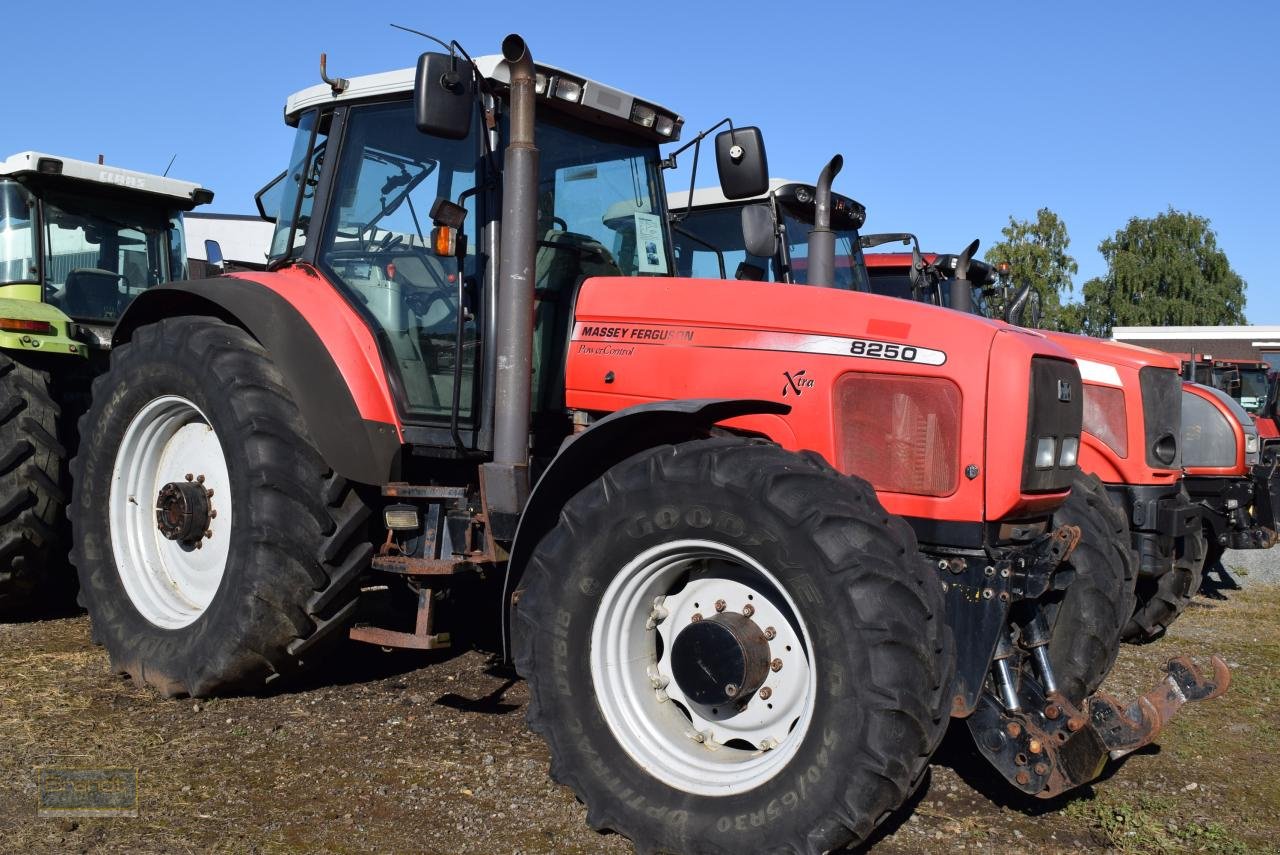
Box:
[206,488,215,498]
[714,599,726,613]
[763,626,776,640]
[691,612,703,623]
[204,529,213,539]
[742,604,755,617]
[209,510,218,519]
[196,474,205,484]
[759,686,772,700]
[184,473,194,481]
[770,658,783,672]
[724,683,739,698]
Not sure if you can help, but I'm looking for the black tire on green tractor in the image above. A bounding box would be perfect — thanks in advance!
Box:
[68,317,372,697]
[1123,521,1208,643]
[0,352,68,615]
[1041,470,1137,704]
[513,438,955,853]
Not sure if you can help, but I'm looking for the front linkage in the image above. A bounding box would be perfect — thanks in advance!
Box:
[938,522,1231,797]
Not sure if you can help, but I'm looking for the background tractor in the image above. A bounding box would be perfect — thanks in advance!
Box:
[70,35,1226,852]
[668,184,1219,642]
[0,152,210,610]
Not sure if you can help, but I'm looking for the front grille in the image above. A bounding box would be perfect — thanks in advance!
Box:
[1022,357,1083,493]
[837,372,962,497]
[1139,366,1182,469]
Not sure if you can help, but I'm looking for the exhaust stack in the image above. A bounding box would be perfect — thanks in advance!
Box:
[484,34,539,532]
[806,154,843,287]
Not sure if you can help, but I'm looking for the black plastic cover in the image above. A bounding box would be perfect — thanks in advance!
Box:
[1139,366,1182,469]
[1022,357,1084,493]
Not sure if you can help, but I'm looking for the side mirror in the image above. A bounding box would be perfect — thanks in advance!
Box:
[204,240,226,276]
[414,52,475,140]
[741,204,777,258]
[1005,282,1043,328]
[715,126,769,200]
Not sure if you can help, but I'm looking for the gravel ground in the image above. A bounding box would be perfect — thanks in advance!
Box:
[0,576,1276,853]
[1213,547,1280,588]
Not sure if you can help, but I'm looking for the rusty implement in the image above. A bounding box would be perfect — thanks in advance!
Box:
[969,655,1231,798]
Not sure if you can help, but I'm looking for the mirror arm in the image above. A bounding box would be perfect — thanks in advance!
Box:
[661,117,733,223]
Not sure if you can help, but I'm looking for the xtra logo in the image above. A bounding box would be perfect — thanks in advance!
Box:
[782,370,814,397]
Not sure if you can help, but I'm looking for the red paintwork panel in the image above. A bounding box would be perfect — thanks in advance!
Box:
[566,276,1075,524]
[1257,415,1279,440]
[228,267,403,436]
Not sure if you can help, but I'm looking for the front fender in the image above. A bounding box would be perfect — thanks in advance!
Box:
[501,397,790,658]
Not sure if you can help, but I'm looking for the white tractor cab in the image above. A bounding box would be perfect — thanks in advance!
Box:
[0,151,212,348]
[0,151,212,611]
[667,176,869,290]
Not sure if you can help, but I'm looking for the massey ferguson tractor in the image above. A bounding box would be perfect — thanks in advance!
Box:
[0,152,211,610]
[69,35,1227,852]
[669,183,1213,642]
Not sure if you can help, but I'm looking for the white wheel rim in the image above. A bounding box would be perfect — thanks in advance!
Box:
[109,395,232,629]
[589,540,817,796]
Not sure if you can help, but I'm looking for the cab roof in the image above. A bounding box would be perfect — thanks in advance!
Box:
[0,151,212,209]
[284,54,683,141]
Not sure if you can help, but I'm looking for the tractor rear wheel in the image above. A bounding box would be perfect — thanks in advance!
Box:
[0,352,67,614]
[1042,471,1136,703]
[513,438,954,853]
[69,317,372,696]
[1124,521,1207,643]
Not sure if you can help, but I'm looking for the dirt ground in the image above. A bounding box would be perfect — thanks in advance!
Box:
[1,566,1276,854]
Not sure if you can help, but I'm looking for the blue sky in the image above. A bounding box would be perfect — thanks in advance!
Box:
[7,1,1276,321]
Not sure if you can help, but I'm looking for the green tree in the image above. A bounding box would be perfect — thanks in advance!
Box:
[1069,208,1246,337]
[984,208,1078,329]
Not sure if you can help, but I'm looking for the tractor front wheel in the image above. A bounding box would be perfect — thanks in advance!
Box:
[69,317,372,696]
[514,438,954,853]
[1124,521,1207,643]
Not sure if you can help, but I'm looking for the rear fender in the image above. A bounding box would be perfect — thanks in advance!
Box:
[501,398,790,658]
[114,271,402,485]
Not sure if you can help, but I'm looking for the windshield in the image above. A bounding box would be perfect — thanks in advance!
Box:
[670,204,777,280]
[42,191,176,322]
[267,110,326,264]
[865,265,990,316]
[0,180,38,286]
[780,209,867,292]
[1236,367,1270,413]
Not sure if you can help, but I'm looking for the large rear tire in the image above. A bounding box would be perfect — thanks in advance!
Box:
[69,317,372,696]
[1123,522,1207,643]
[0,352,67,614]
[1043,471,1136,703]
[513,438,954,853]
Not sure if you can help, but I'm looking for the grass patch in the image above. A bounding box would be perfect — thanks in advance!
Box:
[1066,791,1250,853]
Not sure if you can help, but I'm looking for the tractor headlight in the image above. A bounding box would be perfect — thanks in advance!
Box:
[383,504,420,532]
[553,77,583,103]
[655,114,677,137]
[1059,436,1080,468]
[1246,433,1260,455]
[1035,437,1056,470]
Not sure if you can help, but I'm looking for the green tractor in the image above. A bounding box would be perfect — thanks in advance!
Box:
[0,151,212,610]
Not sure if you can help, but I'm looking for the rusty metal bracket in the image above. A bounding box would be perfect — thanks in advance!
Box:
[349,587,451,650]
[1091,654,1231,760]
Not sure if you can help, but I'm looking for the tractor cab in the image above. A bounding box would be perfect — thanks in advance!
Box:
[256,57,687,456]
[0,152,211,348]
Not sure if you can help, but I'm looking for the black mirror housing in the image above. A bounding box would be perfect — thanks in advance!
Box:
[414,52,474,140]
[741,204,777,259]
[715,126,769,200]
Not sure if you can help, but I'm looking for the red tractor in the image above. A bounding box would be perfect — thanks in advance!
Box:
[69,37,1226,852]
[669,184,1205,641]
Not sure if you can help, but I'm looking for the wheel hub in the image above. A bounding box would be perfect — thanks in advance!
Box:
[671,611,771,706]
[155,478,212,544]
